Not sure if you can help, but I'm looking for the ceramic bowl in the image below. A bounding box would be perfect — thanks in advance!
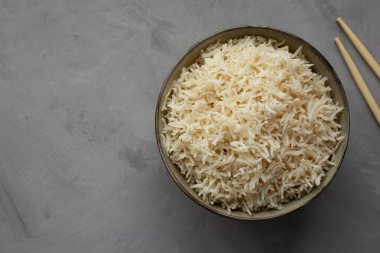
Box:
[155,26,350,220]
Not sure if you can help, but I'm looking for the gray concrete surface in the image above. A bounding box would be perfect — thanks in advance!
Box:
[0,0,379,252]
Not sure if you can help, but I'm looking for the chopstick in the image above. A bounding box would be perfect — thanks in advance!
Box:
[336,17,380,79]
[335,37,380,125]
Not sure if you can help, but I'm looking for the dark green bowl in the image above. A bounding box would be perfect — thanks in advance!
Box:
[155,26,350,220]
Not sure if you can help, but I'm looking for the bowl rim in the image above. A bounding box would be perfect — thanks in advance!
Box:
[155,25,350,221]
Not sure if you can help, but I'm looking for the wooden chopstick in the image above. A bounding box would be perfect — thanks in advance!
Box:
[336,17,380,79]
[335,37,380,125]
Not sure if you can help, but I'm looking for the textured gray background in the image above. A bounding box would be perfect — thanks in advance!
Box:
[0,0,379,252]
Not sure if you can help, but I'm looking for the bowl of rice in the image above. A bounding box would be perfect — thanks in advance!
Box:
[155,26,349,220]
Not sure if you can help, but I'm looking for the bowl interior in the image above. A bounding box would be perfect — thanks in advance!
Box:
[155,26,350,220]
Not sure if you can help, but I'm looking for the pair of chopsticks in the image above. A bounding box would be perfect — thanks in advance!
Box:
[334,17,380,125]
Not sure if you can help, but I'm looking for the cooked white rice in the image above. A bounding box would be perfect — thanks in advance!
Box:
[161,36,344,214]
